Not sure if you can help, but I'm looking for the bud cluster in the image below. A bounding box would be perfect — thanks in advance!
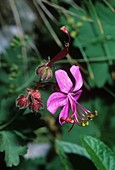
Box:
[16,88,43,112]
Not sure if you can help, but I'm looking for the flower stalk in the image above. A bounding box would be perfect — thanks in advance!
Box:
[47,47,69,67]
[47,26,70,67]
[36,26,70,80]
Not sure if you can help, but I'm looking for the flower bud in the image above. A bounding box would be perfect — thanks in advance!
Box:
[36,64,52,81]
[29,98,43,112]
[16,95,28,109]
[16,88,43,112]
[27,88,41,99]
[27,88,43,112]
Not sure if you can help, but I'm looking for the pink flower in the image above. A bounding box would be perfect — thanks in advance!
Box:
[47,65,97,130]
[16,88,43,112]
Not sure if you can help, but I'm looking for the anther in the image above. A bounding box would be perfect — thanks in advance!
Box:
[81,122,86,126]
[94,110,98,116]
[85,121,89,126]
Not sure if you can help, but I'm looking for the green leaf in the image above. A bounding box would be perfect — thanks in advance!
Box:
[55,140,73,170]
[55,140,90,159]
[88,62,112,88]
[81,136,115,170]
[0,131,27,167]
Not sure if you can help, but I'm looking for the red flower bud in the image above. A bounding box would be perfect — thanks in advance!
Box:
[16,88,43,112]
[36,64,52,81]
[16,95,28,109]
[29,98,43,112]
[27,88,41,99]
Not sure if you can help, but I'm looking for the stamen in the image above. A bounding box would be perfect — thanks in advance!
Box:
[94,110,98,116]
[86,114,94,120]
[81,122,86,126]
[81,121,89,126]
[76,101,91,115]
[85,121,89,126]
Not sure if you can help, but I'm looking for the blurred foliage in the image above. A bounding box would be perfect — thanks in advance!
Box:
[0,0,115,170]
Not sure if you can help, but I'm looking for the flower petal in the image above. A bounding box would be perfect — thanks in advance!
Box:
[59,102,69,125]
[47,92,67,114]
[73,90,82,101]
[55,69,73,93]
[70,65,83,91]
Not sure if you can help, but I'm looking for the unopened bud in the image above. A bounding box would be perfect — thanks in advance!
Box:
[16,95,28,109]
[29,98,43,112]
[16,88,43,112]
[36,64,52,81]
[27,88,41,99]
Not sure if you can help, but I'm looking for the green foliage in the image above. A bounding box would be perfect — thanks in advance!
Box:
[82,135,115,170]
[0,131,27,167]
[60,1,115,87]
[55,140,90,159]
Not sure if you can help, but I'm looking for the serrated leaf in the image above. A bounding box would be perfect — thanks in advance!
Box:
[0,131,27,167]
[56,140,90,159]
[81,136,115,170]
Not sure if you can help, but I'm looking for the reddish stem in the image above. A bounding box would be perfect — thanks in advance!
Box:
[33,80,57,88]
[47,47,69,67]
[47,26,70,67]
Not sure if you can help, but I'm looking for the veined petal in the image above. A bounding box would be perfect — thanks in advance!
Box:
[59,103,69,125]
[47,92,67,114]
[70,65,83,92]
[55,69,73,93]
[73,90,82,101]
